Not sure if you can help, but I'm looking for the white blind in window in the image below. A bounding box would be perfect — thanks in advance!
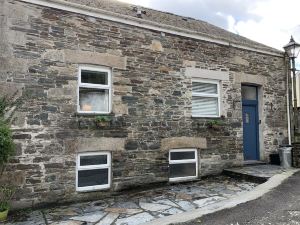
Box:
[192,80,219,117]
[192,96,218,116]
[192,82,218,94]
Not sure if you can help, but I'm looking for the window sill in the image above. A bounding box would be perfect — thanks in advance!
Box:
[169,176,198,183]
[76,186,111,192]
[76,111,113,116]
[192,116,221,119]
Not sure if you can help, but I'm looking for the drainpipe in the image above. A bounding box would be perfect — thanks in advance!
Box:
[292,57,298,138]
[286,55,292,145]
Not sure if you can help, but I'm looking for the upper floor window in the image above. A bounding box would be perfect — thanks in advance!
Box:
[192,79,220,117]
[78,66,111,114]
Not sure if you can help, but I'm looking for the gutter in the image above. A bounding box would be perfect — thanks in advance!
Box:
[19,0,284,58]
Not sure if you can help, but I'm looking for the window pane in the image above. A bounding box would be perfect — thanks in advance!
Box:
[170,151,195,160]
[192,82,217,94]
[80,155,108,166]
[242,86,257,100]
[79,88,109,112]
[192,96,218,116]
[170,163,196,178]
[81,70,108,85]
[78,169,109,187]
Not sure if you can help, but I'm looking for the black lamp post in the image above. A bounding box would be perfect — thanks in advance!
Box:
[284,36,300,136]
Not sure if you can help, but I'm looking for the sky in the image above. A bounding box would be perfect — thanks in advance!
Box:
[117,0,300,53]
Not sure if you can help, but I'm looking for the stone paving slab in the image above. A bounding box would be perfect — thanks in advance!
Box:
[4,176,258,225]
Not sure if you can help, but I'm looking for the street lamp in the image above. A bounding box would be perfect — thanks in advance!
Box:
[284,36,300,137]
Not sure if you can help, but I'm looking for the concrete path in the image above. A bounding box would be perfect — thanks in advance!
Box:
[178,170,300,225]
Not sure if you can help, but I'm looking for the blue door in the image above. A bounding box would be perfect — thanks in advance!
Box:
[242,104,259,160]
[242,85,259,161]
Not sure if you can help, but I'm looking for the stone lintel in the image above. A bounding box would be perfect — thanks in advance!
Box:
[65,50,127,70]
[234,73,266,86]
[185,68,229,81]
[77,137,125,152]
[161,137,207,151]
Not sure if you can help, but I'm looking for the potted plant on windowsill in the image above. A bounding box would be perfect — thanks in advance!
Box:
[206,119,225,131]
[0,186,15,222]
[94,115,112,128]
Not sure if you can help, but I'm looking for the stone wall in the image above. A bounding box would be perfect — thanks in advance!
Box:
[293,143,300,168]
[0,0,288,208]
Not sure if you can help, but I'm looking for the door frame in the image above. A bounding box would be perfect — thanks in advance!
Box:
[242,85,260,161]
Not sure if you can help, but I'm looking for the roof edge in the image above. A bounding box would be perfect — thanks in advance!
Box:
[19,0,284,57]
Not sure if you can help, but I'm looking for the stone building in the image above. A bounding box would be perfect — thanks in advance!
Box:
[0,0,288,208]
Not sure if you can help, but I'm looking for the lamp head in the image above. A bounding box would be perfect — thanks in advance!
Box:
[284,36,300,58]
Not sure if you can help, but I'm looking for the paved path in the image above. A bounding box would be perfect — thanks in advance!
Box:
[6,176,257,225]
[179,171,300,225]
[6,165,294,225]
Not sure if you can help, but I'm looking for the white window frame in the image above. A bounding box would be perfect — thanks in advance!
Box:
[77,65,112,114]
[76,152,111,192]
[192,78,221,118]
[169,149,198,182]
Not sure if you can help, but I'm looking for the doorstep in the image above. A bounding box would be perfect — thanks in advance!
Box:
[223,164,288,183]
[243,160,267,166]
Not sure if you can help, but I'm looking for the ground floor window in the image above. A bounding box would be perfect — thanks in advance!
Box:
[169,149,198,182]
[76,152,111,192]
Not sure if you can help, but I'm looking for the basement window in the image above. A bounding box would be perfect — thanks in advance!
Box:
[77,66,111,114]
[169,149,198,182]
[76,152,111,192]
[192,79,220,117]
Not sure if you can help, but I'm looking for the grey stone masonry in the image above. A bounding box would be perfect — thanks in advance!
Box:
[293,143,300,167]
[0,0,288,209]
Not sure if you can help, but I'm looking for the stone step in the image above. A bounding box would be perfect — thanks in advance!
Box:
[222,164,285,184]
[243,160,267,166]
[222,169,268,184]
